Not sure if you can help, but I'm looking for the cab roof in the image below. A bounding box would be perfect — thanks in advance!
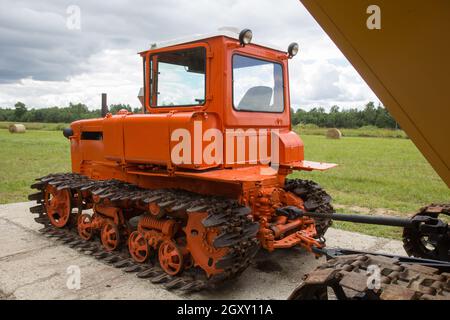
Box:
[139,29,286,55]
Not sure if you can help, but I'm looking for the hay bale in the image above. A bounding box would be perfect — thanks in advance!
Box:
[326,128,341,139]
[8,124,26,133]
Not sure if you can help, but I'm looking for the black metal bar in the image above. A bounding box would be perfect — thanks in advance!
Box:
[305,211,412,227]
[277,206,413,227]
[312,247,450,272]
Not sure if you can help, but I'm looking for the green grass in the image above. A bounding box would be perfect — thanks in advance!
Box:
[294,124,408,139]
[290,135,449,238]
[0,129,70,203]
[0,128,448,239]
[294,135,449,213]
[0,121,69,131]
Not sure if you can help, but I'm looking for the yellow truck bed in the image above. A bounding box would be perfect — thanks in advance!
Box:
[300,0,450,187]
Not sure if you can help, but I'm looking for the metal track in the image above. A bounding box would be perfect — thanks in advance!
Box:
[288,253,450,300]
[29,173,260,294]
[284,178,333,238]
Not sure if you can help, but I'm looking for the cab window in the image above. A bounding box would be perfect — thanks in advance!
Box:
[152,47,206,107]
[232,54,284,112]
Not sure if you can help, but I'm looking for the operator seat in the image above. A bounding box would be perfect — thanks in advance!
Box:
[237,86,272,111]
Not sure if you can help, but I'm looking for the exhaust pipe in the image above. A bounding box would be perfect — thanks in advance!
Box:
[101,93,108,117]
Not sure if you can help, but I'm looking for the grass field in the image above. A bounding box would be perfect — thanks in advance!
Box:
[0,130,70,204]
[0,128,448,239]
[294,124,408,139]
[293,135,449,238]
[0,121,69,131]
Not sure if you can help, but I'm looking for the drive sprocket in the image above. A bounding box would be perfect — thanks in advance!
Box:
[284,178,334,238]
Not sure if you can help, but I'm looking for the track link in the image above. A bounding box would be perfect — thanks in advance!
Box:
[289,253,450,300]
[29,173,260,293]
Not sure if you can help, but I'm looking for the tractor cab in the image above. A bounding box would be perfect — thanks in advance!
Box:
[138,29,298,128]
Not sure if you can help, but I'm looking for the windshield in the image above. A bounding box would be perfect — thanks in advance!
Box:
[232,54,284,112]
[153,47,206,107]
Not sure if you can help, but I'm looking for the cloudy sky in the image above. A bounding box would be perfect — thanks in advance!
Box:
[0,0,379,111]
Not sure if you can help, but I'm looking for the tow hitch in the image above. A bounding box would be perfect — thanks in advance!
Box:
[276,206,450,262]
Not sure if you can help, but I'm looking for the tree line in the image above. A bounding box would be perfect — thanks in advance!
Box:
[291,102,398,129]
[0,102,140,123]
[1,101,398,129]
[291,102,399,129]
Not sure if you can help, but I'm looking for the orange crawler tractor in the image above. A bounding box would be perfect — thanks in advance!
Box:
[29,29,339,290]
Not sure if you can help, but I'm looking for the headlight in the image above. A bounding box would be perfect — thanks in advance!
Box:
[239,29,253,46]
[288,42,299,58]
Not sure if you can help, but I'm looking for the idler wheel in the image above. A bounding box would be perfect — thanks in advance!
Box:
[44,185,72,228]
[128,231,150,263]
[101,222,120,251]
[77,213,93,240]
[158,240,184,275]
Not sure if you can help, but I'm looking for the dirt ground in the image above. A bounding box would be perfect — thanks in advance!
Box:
[0,202,405,300]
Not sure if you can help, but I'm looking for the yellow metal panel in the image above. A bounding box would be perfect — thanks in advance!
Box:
[300,0,450,187]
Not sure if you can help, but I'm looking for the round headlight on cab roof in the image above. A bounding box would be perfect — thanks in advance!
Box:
[239,29,253,46]
[288,42,299,58]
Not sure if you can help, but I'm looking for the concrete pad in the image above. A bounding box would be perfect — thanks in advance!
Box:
[325,228,405,255]
[0,202,406,300]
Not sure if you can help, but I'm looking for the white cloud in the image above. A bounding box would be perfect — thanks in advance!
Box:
[290,59,379,109]
[0,0,380,111]
[0,49,141,108]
